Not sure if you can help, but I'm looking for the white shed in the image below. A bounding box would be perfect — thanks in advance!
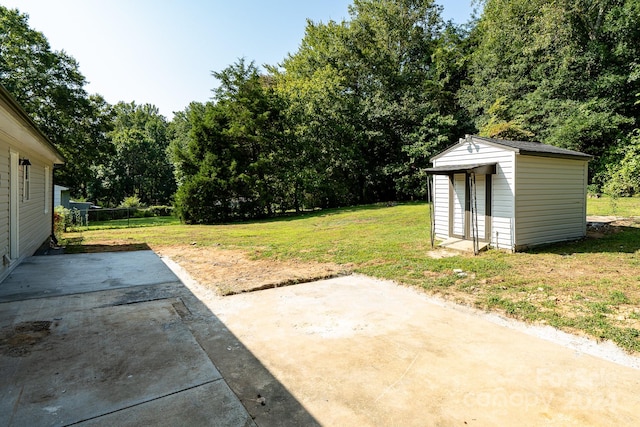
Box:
[54,184,70,208]
[427,135,592,252]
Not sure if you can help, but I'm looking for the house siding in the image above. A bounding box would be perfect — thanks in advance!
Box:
[452,173,465,236]
[514,155,588,248]
[0,145,9,262]
[0,87,63,282]
[19,154,51,257]
[432,139,515,250]
[0,139,54,278]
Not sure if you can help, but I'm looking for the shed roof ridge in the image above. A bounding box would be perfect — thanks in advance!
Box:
[470,135,592,159]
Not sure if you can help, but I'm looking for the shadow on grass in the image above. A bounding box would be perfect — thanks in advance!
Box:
[214,202,423,226]
[64,243,152,254]
[528,224,640,255]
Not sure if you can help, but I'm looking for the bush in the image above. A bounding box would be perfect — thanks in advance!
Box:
[133,209,154,218]
[53,206,68,237]
[54,206,83,233]
[603,130,640,196]
[120,195,143,208]
[174,176,224,223]
[147,205,174,217]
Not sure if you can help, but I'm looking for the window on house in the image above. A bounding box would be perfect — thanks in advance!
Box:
[23,163,30,201]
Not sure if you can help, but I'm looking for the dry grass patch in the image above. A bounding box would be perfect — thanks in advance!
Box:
[154,245,347,295]
[65,236,347,296]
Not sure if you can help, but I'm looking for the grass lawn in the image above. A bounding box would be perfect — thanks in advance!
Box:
[587,195,640,217]
[64,199,640,353]
[68,215,180,231]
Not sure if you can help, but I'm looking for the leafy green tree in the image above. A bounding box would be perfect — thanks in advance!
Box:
[171,60,285,222]
[278,0,468,202]
[272,19,363,208]
[0,6,114,197]
[167,103,207,187]
[604,130,640,196]
[95,102,175,206]
[462,0,640,184]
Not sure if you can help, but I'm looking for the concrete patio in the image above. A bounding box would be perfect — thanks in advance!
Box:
[0,251,315,426]
[2,250,640,426]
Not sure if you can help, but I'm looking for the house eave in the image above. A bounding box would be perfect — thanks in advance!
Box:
[0,84,66,164]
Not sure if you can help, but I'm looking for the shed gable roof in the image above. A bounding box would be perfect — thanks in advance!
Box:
[431,135,593,162]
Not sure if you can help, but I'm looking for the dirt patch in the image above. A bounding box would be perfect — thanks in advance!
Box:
[63,236,348,295]
[587,218,639,238]
[0,321,52,357]
[154,245,348,296]
[427,249,459,259]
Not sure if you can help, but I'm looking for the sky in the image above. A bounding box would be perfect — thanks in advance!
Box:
[3,0,476,119]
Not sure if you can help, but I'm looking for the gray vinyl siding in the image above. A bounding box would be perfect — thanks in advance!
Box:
[514,156,588,248]
[0,139,56,282]
[19,155,51,257]
[432,140,515,249]
[0,143,10,262]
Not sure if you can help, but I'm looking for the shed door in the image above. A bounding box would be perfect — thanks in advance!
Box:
[450,173,491,241]
[452,173,466,237]
[473,175,486,238]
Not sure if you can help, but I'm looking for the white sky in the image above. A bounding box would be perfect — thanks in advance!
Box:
[3,0,475,119]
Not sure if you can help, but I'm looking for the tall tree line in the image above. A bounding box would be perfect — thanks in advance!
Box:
[461,0,640,187]
[171,0,475,221]
[2,1,639,222]
[0,6,175,207]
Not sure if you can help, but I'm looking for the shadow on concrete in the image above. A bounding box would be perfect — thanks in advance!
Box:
[0,250,319,426]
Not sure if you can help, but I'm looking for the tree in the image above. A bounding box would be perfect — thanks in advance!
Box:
[604,130,640,196]
[0,6,113,197]
[171,60,285,222]
[95,102,175,206]
[461,0,640,185]
[277,0,467,202]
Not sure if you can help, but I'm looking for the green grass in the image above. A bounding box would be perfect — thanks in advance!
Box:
[68,215,180,231]
[587,195,640,217]
[64,198,640,353]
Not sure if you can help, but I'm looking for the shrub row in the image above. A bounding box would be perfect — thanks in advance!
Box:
[86,206,174,222]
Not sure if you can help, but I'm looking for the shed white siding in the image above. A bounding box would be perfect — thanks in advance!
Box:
[514,155,588,249]
[452,173,465,236]
[433,175,449,238]
[432,139,515,249]
[472,174,486,239]
[430,135,590,252]
[492,158,516,250]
